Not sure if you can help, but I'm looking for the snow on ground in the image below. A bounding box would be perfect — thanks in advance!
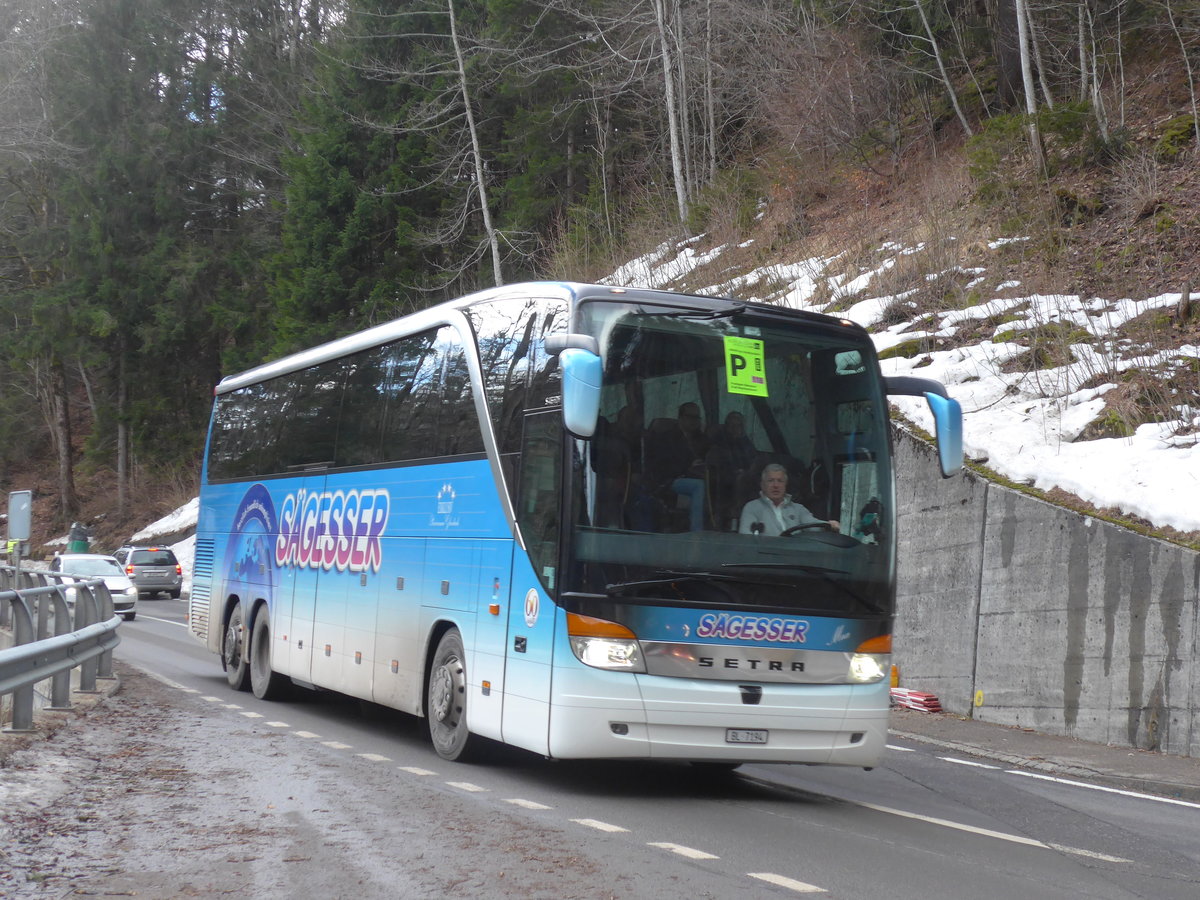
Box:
[606,237,1200,534]
[49,236,1196,569]
[42,499,198,590]
[127,499,198,592]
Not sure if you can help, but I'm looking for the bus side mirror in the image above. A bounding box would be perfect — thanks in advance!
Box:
[925,393,963,478]
[546,334,602,438]
[885,376,963,478]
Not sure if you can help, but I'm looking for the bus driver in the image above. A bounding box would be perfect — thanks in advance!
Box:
[739,463,839,536]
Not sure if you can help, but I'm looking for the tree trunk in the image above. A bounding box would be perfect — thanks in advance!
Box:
[1014,0,1046,174]
[1023,2,1055,108]
[1077,1,1088,103]
[49,359,78,519]
[448,0,503,286]
[915,0,973,136]
[1165,0,1200,150]
[705,0,717,182]
[652,0,688,224]
[992,0,1023,109]
[117,350,129,516]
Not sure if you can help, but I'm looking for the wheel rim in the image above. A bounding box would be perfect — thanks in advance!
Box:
[431,654,464,727]
[224,613,243,670]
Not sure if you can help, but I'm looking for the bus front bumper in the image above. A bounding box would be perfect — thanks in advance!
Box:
[547,670,889,766]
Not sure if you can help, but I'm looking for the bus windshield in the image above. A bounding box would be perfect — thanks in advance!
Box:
[565,300,894,619]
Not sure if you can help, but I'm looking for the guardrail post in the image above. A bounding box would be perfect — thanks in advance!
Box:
[5,588,36,731]
[1,566,122,732]
[77,583,100,693]
[47,586,74,709]
[95,582,115,680]
[0,566,10,627]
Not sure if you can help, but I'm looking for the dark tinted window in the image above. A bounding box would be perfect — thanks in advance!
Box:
[272,358,346,471]
[130,549,178,566]
[468,297,565,454]
[208,325,483,481]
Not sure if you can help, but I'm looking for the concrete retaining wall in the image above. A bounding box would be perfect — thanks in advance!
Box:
[893,429,1200,758]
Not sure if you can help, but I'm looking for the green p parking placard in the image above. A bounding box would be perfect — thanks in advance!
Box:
[724,336,768,396]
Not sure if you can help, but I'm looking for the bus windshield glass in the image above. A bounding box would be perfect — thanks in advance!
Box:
[567,299,894,619]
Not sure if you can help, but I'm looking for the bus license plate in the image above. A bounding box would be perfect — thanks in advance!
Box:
[726,729,768,744]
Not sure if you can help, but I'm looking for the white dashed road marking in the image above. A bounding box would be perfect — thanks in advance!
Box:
[357,753,392,763]
[447,781,488,792]
[1007,770,1200,809]
[239,711,264,719]
[648,842,718,860]
[570,819,629,833]
[940,756,1001,770]
[850,800,1132,862]
[293,730,321,739]
[398,766,436,776]
[748,872,825,893]
[321,741,352,750]
[505,799,552,810]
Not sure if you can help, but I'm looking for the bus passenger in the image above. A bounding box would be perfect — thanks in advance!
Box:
[739,463,839,535]
[642,402,709,531]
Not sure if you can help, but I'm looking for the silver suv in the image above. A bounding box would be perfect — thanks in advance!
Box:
[114,546,183,599]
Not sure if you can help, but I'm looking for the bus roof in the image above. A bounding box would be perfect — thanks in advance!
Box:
[214,281,863,395]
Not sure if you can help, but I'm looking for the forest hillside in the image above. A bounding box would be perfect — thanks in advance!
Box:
[1,0,1198,551]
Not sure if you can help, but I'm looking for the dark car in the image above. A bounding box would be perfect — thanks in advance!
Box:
[113,545,183,599]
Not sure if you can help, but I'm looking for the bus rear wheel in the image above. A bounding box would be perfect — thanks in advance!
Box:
[250,608,289,701]
[223,604,250,692]
[427,629,479,761]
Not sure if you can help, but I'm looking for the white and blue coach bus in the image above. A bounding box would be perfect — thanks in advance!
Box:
[190,282,961,766]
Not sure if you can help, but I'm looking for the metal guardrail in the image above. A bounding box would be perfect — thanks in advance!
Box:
[0,564,121,731]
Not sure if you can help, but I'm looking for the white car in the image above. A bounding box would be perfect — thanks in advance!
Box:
[49,553,139,621]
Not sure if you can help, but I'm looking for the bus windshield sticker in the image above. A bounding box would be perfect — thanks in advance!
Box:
[724,336,768,397]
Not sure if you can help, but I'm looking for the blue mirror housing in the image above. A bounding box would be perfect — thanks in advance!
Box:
[884,375,963,479]
[925,392,963,478]
[560,347,602,438]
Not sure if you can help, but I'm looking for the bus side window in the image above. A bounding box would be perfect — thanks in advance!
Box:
[516,411,562,593]
[436,334,483,457]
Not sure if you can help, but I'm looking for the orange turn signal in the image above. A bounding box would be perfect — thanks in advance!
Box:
[566,612,636,639]
[856,634,892,654]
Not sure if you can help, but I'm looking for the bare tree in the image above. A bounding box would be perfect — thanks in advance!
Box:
[1015,0,1047,173]
[651,0,689,222]
[447,0,503,285]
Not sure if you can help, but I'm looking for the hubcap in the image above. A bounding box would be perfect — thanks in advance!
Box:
[431,664,454,723]
[225,620,242,668]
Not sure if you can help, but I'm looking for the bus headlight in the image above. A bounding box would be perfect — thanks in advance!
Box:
[848,634,891,683]
[848,652,888,683]
[567,612,646,673]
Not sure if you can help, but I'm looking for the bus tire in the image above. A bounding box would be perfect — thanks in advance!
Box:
[223,603,250,692]
[427,628,480,762]
[250,607,289,701]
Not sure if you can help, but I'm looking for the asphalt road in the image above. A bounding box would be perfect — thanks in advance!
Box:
[5,601,1198,899]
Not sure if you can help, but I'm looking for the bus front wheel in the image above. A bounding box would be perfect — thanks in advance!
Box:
[250,608,289,701]
[427,629,479,761]
[223,604,250,692]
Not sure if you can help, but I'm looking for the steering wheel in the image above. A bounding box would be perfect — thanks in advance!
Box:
[779,522,834,536]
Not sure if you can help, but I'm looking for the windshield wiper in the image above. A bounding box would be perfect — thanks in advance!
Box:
[720,563,886,615]
[604,570,778,598]
[634,304,748,320]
